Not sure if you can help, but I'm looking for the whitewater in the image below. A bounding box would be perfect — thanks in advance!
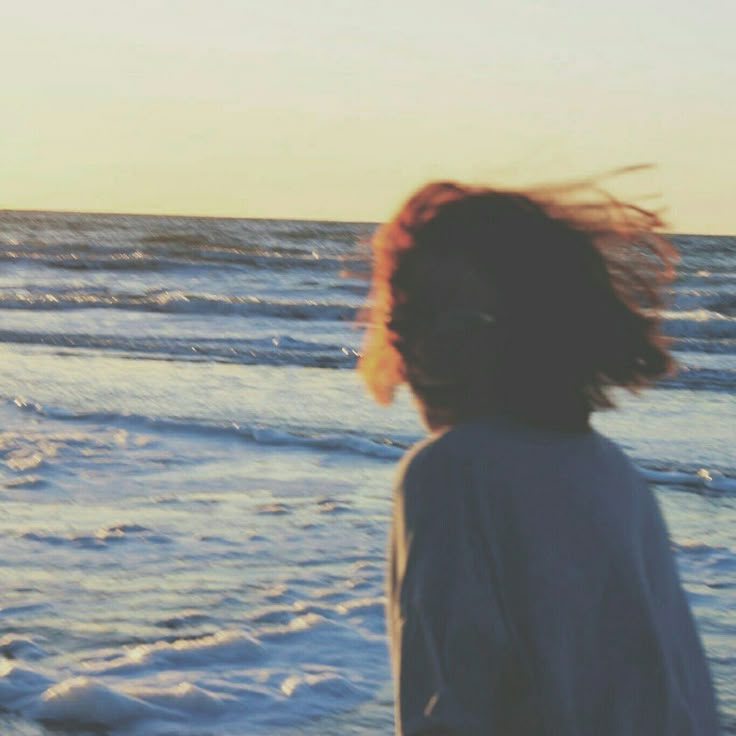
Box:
[0,210,733,734]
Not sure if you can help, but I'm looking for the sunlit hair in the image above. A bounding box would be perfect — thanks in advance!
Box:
[358,174,677,430]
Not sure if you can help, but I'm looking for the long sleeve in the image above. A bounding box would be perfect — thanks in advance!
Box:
[387,440,527,736]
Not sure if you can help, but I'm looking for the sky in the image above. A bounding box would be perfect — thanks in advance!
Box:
[1,0,734,233]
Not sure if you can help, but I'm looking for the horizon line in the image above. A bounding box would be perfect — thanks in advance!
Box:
[2,206,734,238]
[0,206,379,227]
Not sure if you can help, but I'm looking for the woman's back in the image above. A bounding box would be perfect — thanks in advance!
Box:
[388,418,719,735]
[359,178,720,734]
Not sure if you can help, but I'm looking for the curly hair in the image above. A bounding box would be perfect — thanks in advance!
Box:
[358,177,677,430]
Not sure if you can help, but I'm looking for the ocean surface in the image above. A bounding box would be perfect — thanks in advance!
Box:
[0,210,733,735]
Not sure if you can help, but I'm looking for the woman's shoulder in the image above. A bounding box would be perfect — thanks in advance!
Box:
[397,423,479,483]
[404,415,616,460]
[395,420,515,505]
[398,416,638,498]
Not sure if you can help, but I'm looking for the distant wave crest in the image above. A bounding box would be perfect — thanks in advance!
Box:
[0,289,359,321]
[9,398,408,460]
[8,397,735,485]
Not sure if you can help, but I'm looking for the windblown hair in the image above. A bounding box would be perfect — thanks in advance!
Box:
[358,177,677,430]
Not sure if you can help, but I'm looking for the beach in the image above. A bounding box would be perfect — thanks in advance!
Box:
[0,211,733,734]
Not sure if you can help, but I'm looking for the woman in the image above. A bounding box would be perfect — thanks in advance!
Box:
[359,180,719,735]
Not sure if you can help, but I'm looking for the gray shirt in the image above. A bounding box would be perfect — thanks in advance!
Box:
[387,417,719,735]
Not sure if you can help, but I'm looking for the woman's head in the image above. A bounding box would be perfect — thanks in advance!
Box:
[359,179,676,430]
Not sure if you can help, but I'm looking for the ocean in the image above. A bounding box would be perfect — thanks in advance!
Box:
[0,210,733,735]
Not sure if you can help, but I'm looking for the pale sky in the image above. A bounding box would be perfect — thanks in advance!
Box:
[1,0,734,232]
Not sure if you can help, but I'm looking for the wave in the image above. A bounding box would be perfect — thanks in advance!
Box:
[4,291,736,333]
[0,620,370,735]
[9,398,408,460]
[0,289,359,321]
[671,337,736,355]
[0,244,362,273]
[661,309,736,340]
[21,525,172,549]
[7,329,736,389]
[639,467,736,495]
[0,215,373,274]
[658,365,736,392]
[670,289,736,316]
[671,234,736,272]
[8,398,735,488]
[0,329,360,368]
